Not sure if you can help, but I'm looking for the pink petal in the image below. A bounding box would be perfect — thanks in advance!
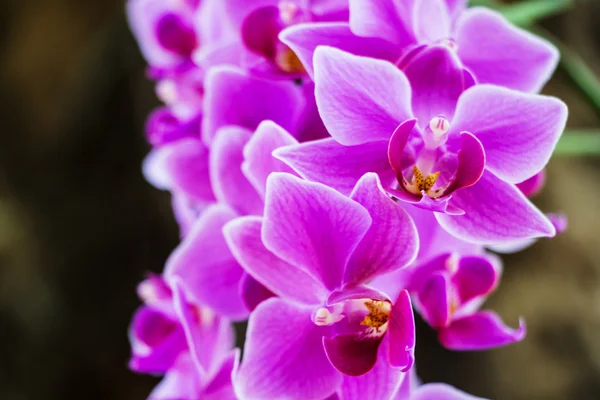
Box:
[262,173,372,291]
[439,311,526,350]
[452,85,567,184]
[344,173,418,286]
[224,216,329,305]
[280,22,400,78]
[412,0,451,43]
[348,0,416,46]
[436,171,556,244]
[242,121,299,199]
[404,45,465,124]
[234,298,342,400]
[210,126,264,215]
[388,290,415,371]
[164,205,249,320]
[456,7,559,93]
[275,138,393,196]
[314,46,413,145]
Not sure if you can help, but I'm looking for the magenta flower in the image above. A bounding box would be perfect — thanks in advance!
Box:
[406,253,526,350]
[282,0,558,93]
[127,0,200,70]
[240,0,349,78]
[224,172,418,398]
[276,45,568,244]
[163,121,299,320]
[202,65,327,144]
[129,276,239,399]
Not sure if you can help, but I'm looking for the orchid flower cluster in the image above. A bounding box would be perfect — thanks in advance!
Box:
[127,0,568,399]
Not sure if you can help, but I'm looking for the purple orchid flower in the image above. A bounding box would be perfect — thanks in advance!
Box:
[240,0,349,78]
[276,45,568,244]
[127,0,200,70]
[151,64,205,120]
[281,0,558,93]
[405,252,526,350]
[149,279,239,400]
[163,121,299,320]
[224,172,419,399]
[202,65,328,144]
[143,119,213,238]
[129,276,239,400]
[396,366,487,400]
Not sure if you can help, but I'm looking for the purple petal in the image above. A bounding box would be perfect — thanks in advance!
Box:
[348,0,416,46]
[344,173,418,286]
[548,212,568,234]
[165,205,249,321]
[323,334,382,376]
[239,273,276,312]
[202,349,240,400]
[456,8,559,93]
[445,0,468,22]
[327,286,390,305]
[453,256,498,305]
[262,173,372,291]
[412,0,451,42]
[234,298,342,400]
[275,138,393,196]
[127,0,193,67]
[516,170,546,198]
[202,66,304,145]
[224,216,329,305]
[129,306,186,374]
[280,22,401,78]
[340,337,406,400]
[445,132,485,194]
[436,171,556,244]
[241,6,281,60]
[452,85,567,183]
[412,383,485,400]
[143,138,215,203]
[149,354,201,400]
[171,194,201,238]
[417,273,451,328]
[172,279,235,376]
[242,120,299,199]
[210,126,264,216]
[403,253,449,292]
[314,46,413,145]
[403,45,464,124]
[388,290,415,371]
[388,119,418,174]
[439,311,526,350]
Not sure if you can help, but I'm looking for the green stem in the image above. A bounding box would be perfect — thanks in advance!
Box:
[469,0,572,26]
[555,131,600,155]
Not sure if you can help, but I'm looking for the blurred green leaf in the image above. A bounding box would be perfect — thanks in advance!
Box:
[469,0,572,26]
[532,26,600,114]
[555,130,600,155]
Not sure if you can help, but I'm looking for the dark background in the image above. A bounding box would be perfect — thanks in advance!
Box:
[0,0,599,399]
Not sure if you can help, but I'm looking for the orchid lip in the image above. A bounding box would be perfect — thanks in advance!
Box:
[313,298,391,339]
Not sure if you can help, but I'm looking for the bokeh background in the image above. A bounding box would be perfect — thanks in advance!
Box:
[0,0,599,399]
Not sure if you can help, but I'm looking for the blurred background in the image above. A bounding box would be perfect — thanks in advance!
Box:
[0,0,599,399]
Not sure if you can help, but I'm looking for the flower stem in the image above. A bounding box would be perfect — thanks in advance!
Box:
[554,130,600,155]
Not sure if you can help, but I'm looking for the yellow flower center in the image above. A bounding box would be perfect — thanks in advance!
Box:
[276,46,306,74]
[360,300,391,330]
